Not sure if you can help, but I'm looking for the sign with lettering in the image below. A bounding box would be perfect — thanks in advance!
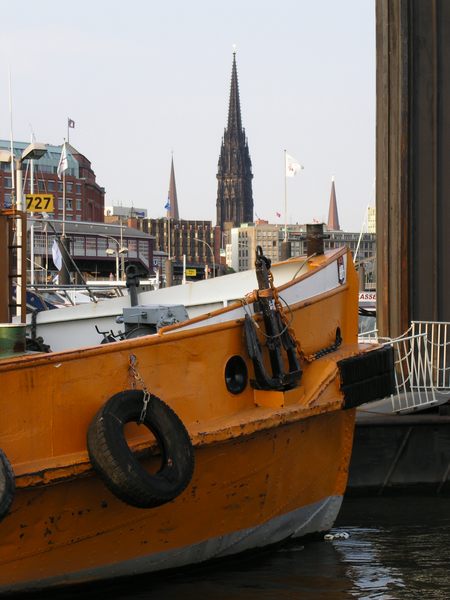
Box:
[25,194,54,212]
[185,268,197,277]
[359,292,376,302]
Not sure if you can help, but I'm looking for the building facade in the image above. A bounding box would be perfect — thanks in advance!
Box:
[216,52,253,237]
[0,141,105,222]
[143,218,220,280]
[227,221,376,275]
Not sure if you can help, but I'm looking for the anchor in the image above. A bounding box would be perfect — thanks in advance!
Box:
[245,247,302,391]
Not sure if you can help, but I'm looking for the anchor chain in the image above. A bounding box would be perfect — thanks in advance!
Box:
[265,266,342,363]
[129,354,152,423]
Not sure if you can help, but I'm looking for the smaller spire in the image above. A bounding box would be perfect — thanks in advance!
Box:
[327,177,340,231]
[168,155,179,220]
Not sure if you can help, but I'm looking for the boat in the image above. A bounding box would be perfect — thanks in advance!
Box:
[22,257,317,352]
[0,245,394,594]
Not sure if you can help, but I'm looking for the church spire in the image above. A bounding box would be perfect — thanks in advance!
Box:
[216,50,253,234]
[168,154,179,220]
[227,50,243,136]
[327,176,341,231]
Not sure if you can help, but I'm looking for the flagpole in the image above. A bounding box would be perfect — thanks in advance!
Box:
[8,68,14,198]
[67,119,69,144]
[62,140,66,237]
[284,149,287,242]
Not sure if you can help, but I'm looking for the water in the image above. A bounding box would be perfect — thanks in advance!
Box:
[46,497,450,599]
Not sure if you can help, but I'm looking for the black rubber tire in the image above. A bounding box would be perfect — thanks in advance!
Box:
[87,390,194,508]
[0,449,15,521]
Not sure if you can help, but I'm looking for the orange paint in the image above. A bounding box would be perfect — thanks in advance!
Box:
[0,248,367,593]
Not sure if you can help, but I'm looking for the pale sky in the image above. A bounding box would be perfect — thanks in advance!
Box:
[2,0,375,232]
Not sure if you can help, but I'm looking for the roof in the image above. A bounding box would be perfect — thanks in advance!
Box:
[31,219,154,240]
[0,139,79,177]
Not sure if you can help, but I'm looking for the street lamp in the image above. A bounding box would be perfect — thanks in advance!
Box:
[0,142,47,321]
[101,235,128,282]
[194,237,215,278]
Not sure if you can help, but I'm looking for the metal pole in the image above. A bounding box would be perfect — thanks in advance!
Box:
[115,251,119,283]
[15,160,23,320]
[284,149,287,242]
[30,151,35,285]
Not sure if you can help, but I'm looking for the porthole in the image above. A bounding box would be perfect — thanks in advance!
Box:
[225,355,248,395]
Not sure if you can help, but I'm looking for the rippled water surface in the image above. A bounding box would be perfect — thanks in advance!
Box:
[47,497,450,599]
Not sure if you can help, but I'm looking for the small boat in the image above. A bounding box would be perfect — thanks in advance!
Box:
[0,246,394,594]
[22,258,314,352]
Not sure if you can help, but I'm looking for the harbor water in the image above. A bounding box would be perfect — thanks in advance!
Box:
[46,496,450,599]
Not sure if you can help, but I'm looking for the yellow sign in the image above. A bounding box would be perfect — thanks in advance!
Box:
[185,268,197,277]
[25,194,54,212]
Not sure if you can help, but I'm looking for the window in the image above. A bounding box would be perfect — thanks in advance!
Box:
[48,181,55,191]
[66,182,73,193]
[76,184,81,194]
[4,177,12,188]
[76,199,82,211]
[58,182,63,192]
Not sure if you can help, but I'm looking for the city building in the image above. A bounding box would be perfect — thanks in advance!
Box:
[228,222,280,272]
[0,141,105,222]
[30,219,154,283]
[216,52,253,238]
[143,218,219,281]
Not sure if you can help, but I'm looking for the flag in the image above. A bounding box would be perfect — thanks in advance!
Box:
[286,153,304,177]
[57,143,68,179]
[164,196,170,211]
[276,211,281,218]
[68,118,75,128]
[52,239,62,271]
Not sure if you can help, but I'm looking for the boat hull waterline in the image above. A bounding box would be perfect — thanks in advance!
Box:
[0,248,366,593]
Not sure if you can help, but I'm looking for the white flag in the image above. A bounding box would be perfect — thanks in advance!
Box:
[286,153,304,177]
[57,143,68,179]
[52,239,62,271]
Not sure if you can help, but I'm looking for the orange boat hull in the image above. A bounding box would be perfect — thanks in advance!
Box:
[0,248,367,593]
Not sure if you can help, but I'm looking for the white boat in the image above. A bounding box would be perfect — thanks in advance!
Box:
[22,256,311,352]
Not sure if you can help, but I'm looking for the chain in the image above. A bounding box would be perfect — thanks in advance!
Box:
[265,269,310,360]
[129,354,152,423]
[266,267,342,363]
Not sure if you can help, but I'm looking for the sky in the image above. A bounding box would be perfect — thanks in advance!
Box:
[2,0,375,232]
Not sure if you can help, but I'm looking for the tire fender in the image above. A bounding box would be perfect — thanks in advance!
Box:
[0,449,15,521]
[87,390,194,508]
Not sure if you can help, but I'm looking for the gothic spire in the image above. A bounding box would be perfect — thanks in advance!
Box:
[327,176,341,231]
[227,51,243,136]
[168,154,179,220]
[216,51,253,234]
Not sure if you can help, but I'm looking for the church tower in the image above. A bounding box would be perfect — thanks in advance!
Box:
[327,176,341,231]
[167,155,179,220]
[216,51,253,235]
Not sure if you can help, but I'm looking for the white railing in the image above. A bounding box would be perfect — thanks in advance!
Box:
[411,321,450,391]
[383,330,438,413]
[357,321,450,414]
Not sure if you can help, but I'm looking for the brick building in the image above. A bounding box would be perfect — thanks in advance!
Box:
[0,140,104,222]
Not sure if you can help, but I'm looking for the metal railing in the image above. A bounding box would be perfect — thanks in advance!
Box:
[357,321,450,414]
[411,321,450,390]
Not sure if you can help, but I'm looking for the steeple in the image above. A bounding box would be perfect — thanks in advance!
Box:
[167,154,179,220]
[327,176,341,231]
[216,51,253,234]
